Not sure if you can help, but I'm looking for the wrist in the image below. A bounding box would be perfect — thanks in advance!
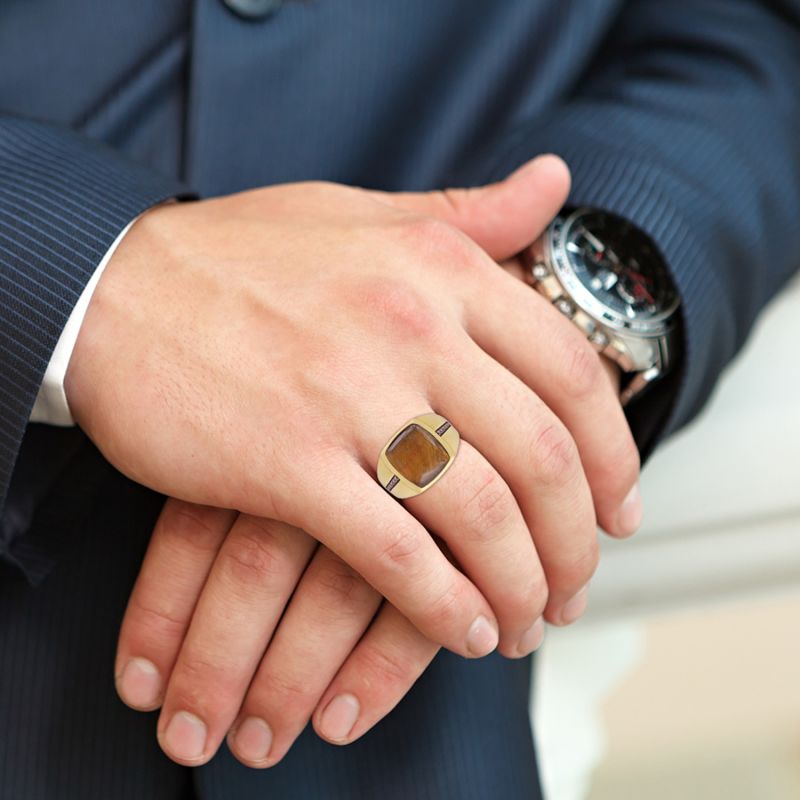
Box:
[63,201,177,431]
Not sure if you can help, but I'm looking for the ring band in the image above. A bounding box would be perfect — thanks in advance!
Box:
[376,413,460,498]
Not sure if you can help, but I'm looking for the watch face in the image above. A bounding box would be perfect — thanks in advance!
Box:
[552,209,680,329]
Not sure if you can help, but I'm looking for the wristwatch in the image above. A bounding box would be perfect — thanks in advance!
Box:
[524,207,682,406]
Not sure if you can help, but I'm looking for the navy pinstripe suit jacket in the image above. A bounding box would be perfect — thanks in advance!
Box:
[0,2,799,797]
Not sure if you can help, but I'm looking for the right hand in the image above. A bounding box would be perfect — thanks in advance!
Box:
[67,156,641,661]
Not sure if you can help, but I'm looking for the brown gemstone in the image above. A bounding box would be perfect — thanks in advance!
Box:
[385,423,450,488]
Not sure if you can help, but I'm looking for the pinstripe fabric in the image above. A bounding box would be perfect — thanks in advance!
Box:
[0,120,189,575]
[0,1,799,798]
[477,0,800,463]
[0,434,193,800]
[195,649,539,800]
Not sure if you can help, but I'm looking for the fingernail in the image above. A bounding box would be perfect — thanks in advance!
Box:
[162,711,207,762]
[467,614,499,657]
[117,658,162,709]
[517,617,545,656]
[560,585,589,625]
[319,693,360,742]
[232,717,273,763]
[618,482,643,536]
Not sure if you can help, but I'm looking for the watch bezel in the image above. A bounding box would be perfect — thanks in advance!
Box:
[547,208,680,337]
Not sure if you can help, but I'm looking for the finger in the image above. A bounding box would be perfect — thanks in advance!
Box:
[429,332,599,630]
[395,438,548,659]
[115,500,236,711]
[228,547,382,767]
[156,516,316,766]
[313,604,440,745]
[504,256,625,393]
[462,267,642,538]
[293,440,500,661]
[337,379,548,656]
[368,155,571,261]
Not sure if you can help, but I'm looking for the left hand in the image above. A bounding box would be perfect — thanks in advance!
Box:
[116,500,436,767]
[115,247,623,769]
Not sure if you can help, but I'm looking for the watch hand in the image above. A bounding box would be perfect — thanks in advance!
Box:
[581,228,605,253]
[626,267,652,285]
[603,272,619,290]
[632,283,655,305]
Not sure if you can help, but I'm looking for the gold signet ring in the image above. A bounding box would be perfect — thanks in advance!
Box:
[376,413,460,499]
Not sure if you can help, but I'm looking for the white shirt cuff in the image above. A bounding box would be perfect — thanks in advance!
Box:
[29,216,139,427]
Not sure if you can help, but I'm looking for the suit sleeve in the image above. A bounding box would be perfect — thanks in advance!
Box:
[480,0,800,465]
[0,116,190,576]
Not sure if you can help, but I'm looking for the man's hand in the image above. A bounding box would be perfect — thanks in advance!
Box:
[115,357,623,769]
[107,161,635,766]
[116,501,438,766]
[69,155,640,755]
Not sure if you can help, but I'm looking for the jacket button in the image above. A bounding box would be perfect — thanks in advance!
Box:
[223,0,281,20]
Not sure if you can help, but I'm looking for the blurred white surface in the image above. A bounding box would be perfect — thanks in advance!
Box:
[592,272,800,619]
[532,274,800,800]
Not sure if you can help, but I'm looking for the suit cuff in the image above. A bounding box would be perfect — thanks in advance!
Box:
[476,122,715,465]
[0,117,193,571]
[29,215,139,426]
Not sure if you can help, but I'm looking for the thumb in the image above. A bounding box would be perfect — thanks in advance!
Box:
[370,155,571,261]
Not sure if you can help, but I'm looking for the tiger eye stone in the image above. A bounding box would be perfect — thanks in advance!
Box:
[385,424,450,487]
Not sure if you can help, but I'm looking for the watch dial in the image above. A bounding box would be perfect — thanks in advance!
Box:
[561,210,679,323]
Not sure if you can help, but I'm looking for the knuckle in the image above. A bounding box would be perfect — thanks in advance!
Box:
[170,653,234,712]
[128,595,187,643]
[377,525,424,573]
[357,641,414,686]
[425,582,466,633]
[253,669,310,713]
[514,579,550,620]
[220,529,283,588]
[492,572,549,627]
[530,423,579,489]
[404,214,458,249]
[162,501,229,555]
[312,557,375,610]
[179,652,227,684]
[401,214,478,272]
[361,278,442,341]
[558,338,604,401]
[462,470,517,539]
